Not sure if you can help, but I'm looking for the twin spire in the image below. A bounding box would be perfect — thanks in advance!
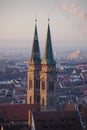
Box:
[30,19,41,64]
[30,19,56,65]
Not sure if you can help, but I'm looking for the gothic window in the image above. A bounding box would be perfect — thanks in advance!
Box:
[42,81,45,90]
[29,79,32,89]
[49,81,54,91]
[37,96,40,103]
[42,98,45,106]
[30,96,32,104]
[36,79,40,90]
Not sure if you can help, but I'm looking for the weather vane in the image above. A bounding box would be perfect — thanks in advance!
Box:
[48,13,50,23]
[35,14,37,24]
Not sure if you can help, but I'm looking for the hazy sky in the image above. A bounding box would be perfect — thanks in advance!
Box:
[0,0,87,48]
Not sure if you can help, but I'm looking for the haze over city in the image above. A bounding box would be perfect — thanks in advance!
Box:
[0,0,87,49]
[0,1,87,130]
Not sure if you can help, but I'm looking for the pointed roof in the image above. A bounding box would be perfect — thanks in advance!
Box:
[30,19,41,64]
[42,19,56,65]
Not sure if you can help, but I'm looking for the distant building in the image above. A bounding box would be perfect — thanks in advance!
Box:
[69,50,80,60]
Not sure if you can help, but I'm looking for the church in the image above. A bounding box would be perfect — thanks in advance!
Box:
[27,19,57,110]
[0,19,86,130]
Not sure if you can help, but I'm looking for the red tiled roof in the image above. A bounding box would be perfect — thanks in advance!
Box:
[79,104,87,130]
[79,104,87,123]
[64,103,77,111]
[33,111,83,130]
[4,125,30,130]
[0,104,40,122]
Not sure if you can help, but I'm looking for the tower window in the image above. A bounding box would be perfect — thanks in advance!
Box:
[42,98,45,106]
[29,80,32,89]
[42,81,45,90]
[37,96,40,103]
[49,81,54,91]
[30,96,32,104]
[36,79,40,89]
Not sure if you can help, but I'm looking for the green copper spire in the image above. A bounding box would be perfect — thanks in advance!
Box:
[42,19,56,65]
[30,19,41,64]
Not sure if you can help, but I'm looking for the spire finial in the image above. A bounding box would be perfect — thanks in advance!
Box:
[48,18,50,23]
[35,14,37,25]
[35,19,37,24]
[48,13,50,24]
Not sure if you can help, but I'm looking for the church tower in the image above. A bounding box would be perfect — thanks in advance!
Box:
[27,20,41,104]
[40,20,57,110]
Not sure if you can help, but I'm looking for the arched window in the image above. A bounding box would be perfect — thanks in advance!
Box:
[30,96,32,104]
[42,81,45,90]
[42,98,45,106]
[36,79,40,89]
[29,79,32,89]
[37,96,40,103]
[49,81,54,91]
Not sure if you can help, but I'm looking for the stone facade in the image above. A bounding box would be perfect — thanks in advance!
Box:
[40,64,57,110]
[27,64,41,104]
[27,20,41,104]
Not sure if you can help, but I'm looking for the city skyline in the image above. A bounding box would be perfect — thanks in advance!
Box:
[0,0,87,48]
